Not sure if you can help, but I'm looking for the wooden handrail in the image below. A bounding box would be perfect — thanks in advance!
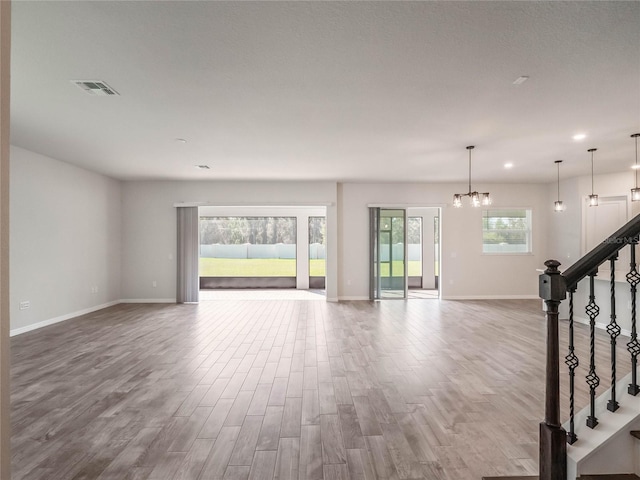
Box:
[562,213,640,290]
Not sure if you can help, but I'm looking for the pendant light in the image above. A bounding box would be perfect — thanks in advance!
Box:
[453,146,491,208]
[554,160,565,212]
[631,133,640,202]
[588,148,598,207]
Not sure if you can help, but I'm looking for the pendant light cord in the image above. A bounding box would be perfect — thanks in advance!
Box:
[635,135,638,188]
[468,148,472,194]
[557,162,561,202]
[591,151,595,195]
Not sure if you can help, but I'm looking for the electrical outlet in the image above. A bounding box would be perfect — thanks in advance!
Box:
[152,281,157,288]
[91,286,98,294]
[19,301,30,310]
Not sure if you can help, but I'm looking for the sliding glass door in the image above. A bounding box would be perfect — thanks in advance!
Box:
[369,208,407,299]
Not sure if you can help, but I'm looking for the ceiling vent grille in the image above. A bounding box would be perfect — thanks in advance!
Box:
[72,80,119,96]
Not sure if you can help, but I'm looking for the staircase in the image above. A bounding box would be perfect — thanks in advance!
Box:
[485,214,640,480]
[484,429,640,479]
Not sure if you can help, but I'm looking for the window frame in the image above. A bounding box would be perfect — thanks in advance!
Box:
[481,207,533,255]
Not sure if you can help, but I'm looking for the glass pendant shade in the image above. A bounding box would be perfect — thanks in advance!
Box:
[481,193,491,206]
[632,188,640,202]
[453,194,462,208]
[589,194,599,207]
[554,160,564,212]
[470,192,480,207]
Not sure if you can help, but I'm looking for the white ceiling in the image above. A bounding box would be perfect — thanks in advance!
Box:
[9,1,640,183]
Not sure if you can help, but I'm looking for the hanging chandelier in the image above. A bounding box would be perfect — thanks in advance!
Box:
[453,146,491,208]
[554,160,565,212]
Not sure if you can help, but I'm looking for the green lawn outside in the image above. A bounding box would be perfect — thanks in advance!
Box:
[199,258,326,277]
[199,258,435,278]
[380,261,422,277]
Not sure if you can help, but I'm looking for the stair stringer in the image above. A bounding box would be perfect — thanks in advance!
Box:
[565,372,640,479]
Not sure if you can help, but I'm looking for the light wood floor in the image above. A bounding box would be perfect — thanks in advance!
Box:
[10,298,632,480]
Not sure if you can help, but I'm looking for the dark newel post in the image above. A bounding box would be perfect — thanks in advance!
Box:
[539,260,567,480]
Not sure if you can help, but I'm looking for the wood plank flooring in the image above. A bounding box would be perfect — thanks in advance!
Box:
[10,298,633,479]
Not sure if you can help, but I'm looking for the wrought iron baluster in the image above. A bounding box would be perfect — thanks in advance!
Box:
[586,272,600,428]
[627,238,640,396]
[607,255,621,412]
[565,290,578,444]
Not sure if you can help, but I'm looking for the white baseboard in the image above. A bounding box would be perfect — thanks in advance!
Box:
[336,295,537,301]
[119,298,177,304]
[326,297,339,303]
[10,300,121,337]
[442,294,539,300]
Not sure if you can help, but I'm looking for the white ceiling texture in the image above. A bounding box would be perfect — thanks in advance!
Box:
[9,1,640,183]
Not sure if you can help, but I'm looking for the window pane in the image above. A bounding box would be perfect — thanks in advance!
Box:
[482,209,532,254]
[408,217,422,277]
[199,217,297,277]
[309,217,326,277]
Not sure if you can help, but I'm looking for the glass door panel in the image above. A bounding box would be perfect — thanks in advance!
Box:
[370,208,407,299]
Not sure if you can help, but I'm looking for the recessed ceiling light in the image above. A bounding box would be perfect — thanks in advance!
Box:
[512,76,529,85]
[195,165,210,170]
[504,163,514,169]
[573,133,587,141]
[176,138,187,144]
[632,165,640,170]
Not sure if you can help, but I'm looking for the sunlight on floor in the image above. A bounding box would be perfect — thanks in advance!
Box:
[199,289,327,301]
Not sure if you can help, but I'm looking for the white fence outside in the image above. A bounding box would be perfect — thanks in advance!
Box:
[201,243,299,259]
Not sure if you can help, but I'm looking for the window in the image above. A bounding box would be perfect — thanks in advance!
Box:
[199,216,297,277]
[309,216,326,278]
[407,217,422,277]
[482,209,532,254]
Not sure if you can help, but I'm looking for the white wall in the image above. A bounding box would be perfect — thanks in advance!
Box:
[121,181,338,301]
[338,182,550,300]
[10,146,122,334]
[548,172,640,271]
[547,176,584,267]
[551,171,640,331]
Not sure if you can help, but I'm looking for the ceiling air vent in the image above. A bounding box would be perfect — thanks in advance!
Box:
[195,165,210,170]
[72,80,119,96]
